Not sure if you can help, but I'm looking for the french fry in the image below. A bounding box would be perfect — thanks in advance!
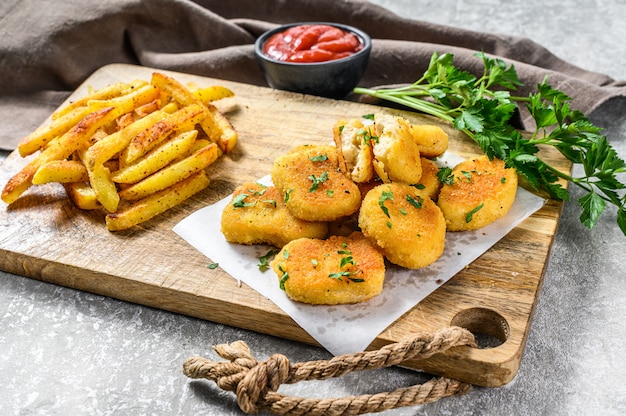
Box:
[2,106,120,204]
[193,85,234,103]
[150,72,237,153]
[105,170,210,231]
[119,142,218,201]
[32,160,89,185]
[3,72,238,231]
[64,182,101,210]
[111,130,197,184]
[186,138,213,156]
[51,81,144,121]
[85,102,178,166]
[206,103,238,153]
[83,103,182,213]
[119,103,205,166]
[86,162,119,213]
[87,83,159,114]
[18,106,92,157]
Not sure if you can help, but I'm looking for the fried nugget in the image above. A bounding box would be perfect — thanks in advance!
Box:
[371,113,422,184]
[221,182,328,247]
[271,144,361,222]
[358,183,446,269]
[412,157,442,201]
[437,155,518,231]
[333,118,375,183]
[409,124,449,158]
[271,232,386,305]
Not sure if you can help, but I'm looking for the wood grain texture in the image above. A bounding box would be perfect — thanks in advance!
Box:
[0,64,569,387]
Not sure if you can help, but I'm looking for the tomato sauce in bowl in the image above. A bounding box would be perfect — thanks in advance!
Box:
[263,24,364,63]
[254,22,371,98]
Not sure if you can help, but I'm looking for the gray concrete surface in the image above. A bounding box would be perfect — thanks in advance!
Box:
[1,1,626,415]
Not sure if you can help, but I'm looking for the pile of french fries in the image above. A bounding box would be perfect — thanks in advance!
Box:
[1,72,237,231]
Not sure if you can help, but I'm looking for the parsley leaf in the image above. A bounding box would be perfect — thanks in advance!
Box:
[355,51,626,236]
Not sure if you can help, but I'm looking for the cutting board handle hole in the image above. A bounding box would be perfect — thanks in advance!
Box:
[450,308,509,349]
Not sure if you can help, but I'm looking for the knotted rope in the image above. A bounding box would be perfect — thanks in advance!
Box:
[183,326,476,415]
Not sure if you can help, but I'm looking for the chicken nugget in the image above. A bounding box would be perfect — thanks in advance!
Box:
[370,113,422,184]
[437,155,518,231]
[271,232,385,305]
[333,118,375,183]
[359,183,446,269]
[271,144,361,222]
[412,157,442,201]
[409,124,449,158]
[221,182,328,247]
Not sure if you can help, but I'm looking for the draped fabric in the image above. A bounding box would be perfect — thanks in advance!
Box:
[1,0,624,150]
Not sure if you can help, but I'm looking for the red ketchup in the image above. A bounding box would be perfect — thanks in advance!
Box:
[263,24,363,63]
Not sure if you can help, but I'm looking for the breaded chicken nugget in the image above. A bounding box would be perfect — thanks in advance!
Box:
[271,144,361,222]
[412,157,442,201]
[271,232,385,305]
[437,155,518,231]
[371,113,422,184]
[221,182,328,247]
[409,124,449,158]
[333,118,375,183]
[359,183,446,269]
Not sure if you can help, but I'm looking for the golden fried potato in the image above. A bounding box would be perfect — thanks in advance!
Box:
[333,118,375,183]
[221,182,328,247]
[409,124,449,158]
[359,183,446,269]
[18,106,91,157]
[271,232,385,305]
[371,113,422,184]
[3,73,238,232]
[32,160,89,185]
[111,130,198,184]
[1,107,120,205]
[119,103,205,166]
[118,142,219,201]
[105,170,210,231]
[412,157,442,201]
[64,182,101,210]
[151,72,237,153]
[437,155,518,231]
[271,144,361,222]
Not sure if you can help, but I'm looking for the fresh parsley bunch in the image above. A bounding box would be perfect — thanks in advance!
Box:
[354,52,626,235]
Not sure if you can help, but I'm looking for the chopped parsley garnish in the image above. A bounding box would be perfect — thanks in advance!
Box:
[257,249,279,272]
[284,188,293,203]
[277,264,289,290]
[233,193,255,208]
[308,171,328,192]
[406,194,424,209]
[309,153,328,162]
[378,190,393,218]
[437,167,455,185]
[358,128,379,145]
[208,263,219,270]
[465,203,484,223]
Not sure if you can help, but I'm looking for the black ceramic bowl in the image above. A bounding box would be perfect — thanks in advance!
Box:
[254,22,371,99]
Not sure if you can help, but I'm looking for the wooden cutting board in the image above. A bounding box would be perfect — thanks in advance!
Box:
[0,64,568,387]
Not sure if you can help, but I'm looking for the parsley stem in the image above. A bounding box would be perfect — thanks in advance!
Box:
[354,51,626,235]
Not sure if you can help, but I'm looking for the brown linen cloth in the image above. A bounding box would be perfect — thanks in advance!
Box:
[1,0,624,151]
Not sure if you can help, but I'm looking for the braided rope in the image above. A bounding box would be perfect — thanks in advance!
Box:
[183,326,476,415]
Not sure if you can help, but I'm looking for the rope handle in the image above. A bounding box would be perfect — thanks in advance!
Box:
[183,326,476,415]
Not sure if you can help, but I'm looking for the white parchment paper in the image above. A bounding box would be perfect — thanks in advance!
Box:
[173,154,545,356]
